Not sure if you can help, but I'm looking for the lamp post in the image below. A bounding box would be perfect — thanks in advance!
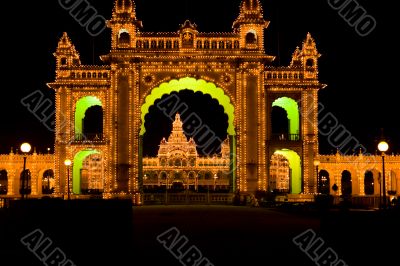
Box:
[64,159,72,200]
[314,159,320,194]
[207,174,210,204]
[378,141,389,210]
[378,175,382,210]
[20,143,32,200]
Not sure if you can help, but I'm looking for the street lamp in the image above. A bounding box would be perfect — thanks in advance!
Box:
[314,159,320,194]
[207,177,210,204]
[378,141,389,210]
[20,143,31,200]
[64,159,72,200]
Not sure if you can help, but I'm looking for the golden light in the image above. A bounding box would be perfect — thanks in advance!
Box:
[64,159,72,166]
[20,143,32,153]
[378,141,389,153]
[313,159,320,167]
[44,0,323,198]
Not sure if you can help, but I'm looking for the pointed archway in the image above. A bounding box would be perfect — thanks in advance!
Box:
[73,150,101,194]
[140,77,237,192]
[271,149,301,194]
[272,97,300,137]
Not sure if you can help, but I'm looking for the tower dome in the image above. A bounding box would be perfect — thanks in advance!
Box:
[241,0,262,14]
[233,0,267,30]
[243,0,260,11]
[115,0,134,14]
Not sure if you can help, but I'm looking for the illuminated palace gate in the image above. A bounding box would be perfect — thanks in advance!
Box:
[48,0,323,199]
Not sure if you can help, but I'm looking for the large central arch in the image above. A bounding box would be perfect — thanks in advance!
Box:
[140,77,235,135]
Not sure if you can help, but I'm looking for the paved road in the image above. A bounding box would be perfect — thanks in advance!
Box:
[1,203,399,265]
[133,206,321,266]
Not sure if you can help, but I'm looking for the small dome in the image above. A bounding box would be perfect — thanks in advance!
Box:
[242,0,260,11]
[115,0,134,13]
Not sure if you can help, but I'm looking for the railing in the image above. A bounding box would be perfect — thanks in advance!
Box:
[266,71,304,80]
[74,133,104,142]
[351,196,381,209]
[69,71,109,79]
[134,38,241,51]
[271,134,300,141]
[143,193,234,205]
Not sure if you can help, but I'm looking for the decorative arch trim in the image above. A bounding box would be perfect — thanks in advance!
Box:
[140,77,235,135]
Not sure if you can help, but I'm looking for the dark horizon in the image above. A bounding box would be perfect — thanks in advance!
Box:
[0,0,397,155]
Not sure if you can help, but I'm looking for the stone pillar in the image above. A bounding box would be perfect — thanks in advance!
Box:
[116,75,131,192]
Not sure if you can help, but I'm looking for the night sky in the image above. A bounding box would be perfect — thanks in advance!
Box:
[0,0,397,155]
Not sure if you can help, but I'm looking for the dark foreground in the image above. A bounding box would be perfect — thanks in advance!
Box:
[0,200,399,265]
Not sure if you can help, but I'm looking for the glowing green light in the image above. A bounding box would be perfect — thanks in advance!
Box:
[72,149,100,194]
[274,149,302,194]
[231,136,237,192]
[75,96,102,135]
[140,77,235,135]
[272,97,299,135]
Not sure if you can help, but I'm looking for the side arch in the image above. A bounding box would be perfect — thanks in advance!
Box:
[341,170,352,196]
[364,170,374,195]
[75,96,103,136]
[73,150,101,194]
[318,170,330,194]
[273,149,302,194]
[272,97,299,136]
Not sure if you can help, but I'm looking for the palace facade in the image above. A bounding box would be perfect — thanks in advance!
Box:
[0,0,399,201]
[142,114,231,192]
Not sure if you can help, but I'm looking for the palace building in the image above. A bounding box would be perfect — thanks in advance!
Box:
[0,0,399,202]
[142,113,231,192]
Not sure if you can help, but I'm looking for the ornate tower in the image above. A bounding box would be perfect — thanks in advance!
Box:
[108,0,142,49]
[232,0,272,192]
[168,114,189,144]
[233,0,270,51]
[265,32,323,194]
[158,114,198,160]
[300,33,321,80]
[54,32,81,73]
[49,31,110,198]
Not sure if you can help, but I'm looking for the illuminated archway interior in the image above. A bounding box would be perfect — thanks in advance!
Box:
[272,97,299,136]
[273,149,301,194]
[75,96,102,136]
[143,90,229,156]
[73,149,100,194]
[140,77,235,135]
